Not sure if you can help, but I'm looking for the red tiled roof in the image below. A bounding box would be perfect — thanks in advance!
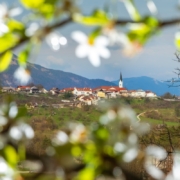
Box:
[128,90,136,93]
[17,86,31,89]
[92,86,127,92]
[75,87,92,91]
[59,88,74,92]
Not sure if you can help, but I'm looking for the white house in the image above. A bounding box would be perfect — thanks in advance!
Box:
[1,87,15,93]
[130,89,146,98]
[77,95,98,105]
[30,86,39,93]
[146,91,157,98]
[73,88,92,96]
[39,88,48,94]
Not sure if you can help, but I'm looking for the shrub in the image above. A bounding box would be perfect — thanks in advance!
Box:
[175,106,180,117]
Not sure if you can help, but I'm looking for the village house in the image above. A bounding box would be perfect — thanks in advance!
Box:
[59,87,74,94]
[128,90,157,98]
[73,87,92,96]
[50,87,59,95]
[146,91,157,98]
[17,86,31,92]
[1,87,15,93]
[77,94,98,105]
[128,90,136,97]
[59,87,92,96]
[93,86,127,99]
[129,89,146,98]
[30,86,39,94]
[96,89,107,99]
[39,88,48,94]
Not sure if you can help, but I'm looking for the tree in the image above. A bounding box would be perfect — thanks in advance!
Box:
[161,92,174,99]
[1,1,180,180]
[62,91,74,99]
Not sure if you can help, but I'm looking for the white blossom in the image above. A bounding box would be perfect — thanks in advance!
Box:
[14,67,31,85]
[147,0,157,15]
[72,31,110,67]
[25,22,40,37]
[103,28,142,57]
[9,122,34,141]
[0,157,14,179]
[0,23,8,36]
[0,3,22,36]
[46,33,67,51]
[0,3,22,19]
[122,40,143,57]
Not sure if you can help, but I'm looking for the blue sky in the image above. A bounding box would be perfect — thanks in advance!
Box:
[5,0,180,81]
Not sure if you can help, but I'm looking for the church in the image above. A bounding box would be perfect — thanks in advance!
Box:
[92,72,128,98]
[119,72,123,88]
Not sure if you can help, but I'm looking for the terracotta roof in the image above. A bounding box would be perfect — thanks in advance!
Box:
[59,88,74,92]
[75,87,92,91]
[17,86,31,89]
[92,86,127,92]
[128,90,136,93]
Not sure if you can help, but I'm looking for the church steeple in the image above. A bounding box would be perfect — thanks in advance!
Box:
[119,72,123,88]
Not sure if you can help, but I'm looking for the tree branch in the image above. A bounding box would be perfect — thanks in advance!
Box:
[1,17,180,56]
[0,17,72,56]
[115,18,180,27]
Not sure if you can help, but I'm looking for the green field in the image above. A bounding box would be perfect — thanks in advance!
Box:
[140,116,179,126]
[2,93,180,153]
[26,106,102,127]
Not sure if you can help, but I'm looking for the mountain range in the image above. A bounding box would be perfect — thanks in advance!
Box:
[0,58,116,90]
[0,57,180,96]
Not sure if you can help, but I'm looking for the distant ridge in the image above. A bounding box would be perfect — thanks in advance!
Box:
[112,76,180,96]
[0,59,116,89]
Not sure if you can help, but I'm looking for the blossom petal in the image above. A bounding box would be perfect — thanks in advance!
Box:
[71,31,87,44]
[98,47,110,59]
[14,67,31,85]
[0,4,7,19]
[88,50,101,67]
[0,23,9,36]
[95,36,109,46]
[75,44,89,58]
[9,7,22,17]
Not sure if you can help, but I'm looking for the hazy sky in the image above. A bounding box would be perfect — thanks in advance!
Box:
[5,0,180,81]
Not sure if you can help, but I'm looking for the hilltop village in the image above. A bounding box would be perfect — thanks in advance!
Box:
[1,73,157,107]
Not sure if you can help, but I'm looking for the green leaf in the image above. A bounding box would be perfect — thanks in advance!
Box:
[73,10,110,26]
[88,28,102,43]
[38,4,55,19]
[175,32,180,49]
[4,145,18,167]
[77,167,95,180]
[0,51,12,72]
[0,34,17,53]
[144,16,158,28]
[127,21,158,44]
[7,20,24,32]
[21,0,44,9]
[71,146,82,157]
[96,128,109,140]
[18,49,30,66]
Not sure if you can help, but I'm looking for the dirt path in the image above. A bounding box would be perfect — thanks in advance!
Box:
[137,112,146,122]
[137,110,158,122]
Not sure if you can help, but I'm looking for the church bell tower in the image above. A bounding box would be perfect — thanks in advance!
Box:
[119,72,123,88]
